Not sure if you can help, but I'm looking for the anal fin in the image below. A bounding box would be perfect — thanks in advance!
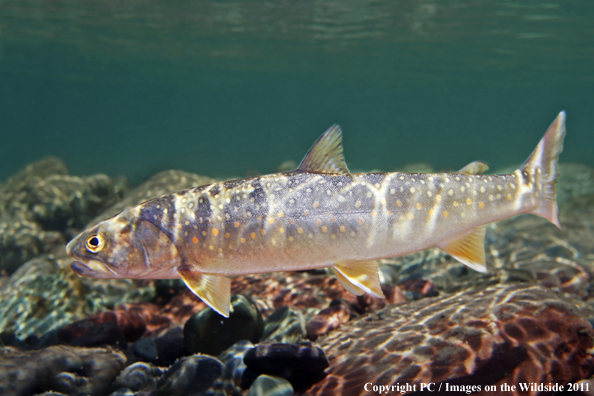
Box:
[333,260,384,298]
[176,266,231,317]
[437,226,487,273]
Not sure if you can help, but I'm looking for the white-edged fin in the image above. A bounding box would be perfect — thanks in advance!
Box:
[177,266,231,317]
[458,160,490,175]
[333,260,384,298]
[438,226,487,273]
[297,125,351,175]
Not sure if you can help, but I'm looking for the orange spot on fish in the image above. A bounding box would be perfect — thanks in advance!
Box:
[479,202,485,208]
[234,221,239,227]
[444,211,449,217]
[192,237,198,243]
[251,233,256,239]
[225,233,230,238]
[212,229,219,236]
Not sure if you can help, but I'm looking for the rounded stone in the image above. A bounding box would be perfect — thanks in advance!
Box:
[248,374,294,396]
[184,294,264,356]
[133,337,159,361]
[157,354,225,395]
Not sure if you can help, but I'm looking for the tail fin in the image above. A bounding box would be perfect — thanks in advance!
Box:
[520,111,566,228]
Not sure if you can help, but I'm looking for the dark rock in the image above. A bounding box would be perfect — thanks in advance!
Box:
[243,342,329,391]
[0,345,126,396]
[248,374,294,396]
[306,302,350,341]
[184,294,263,356]
[113,362,164,392]
[308,284,594,395]
[154,325,190,367]
[133,337,159,361]
[262,306,305,344]
[156,354,225,396]
[68,320,126,348]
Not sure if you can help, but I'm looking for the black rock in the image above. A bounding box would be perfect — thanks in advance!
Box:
[243,342,328,392]
[154,325,190,367]
[184,294,264,356]
[156,354,225,396]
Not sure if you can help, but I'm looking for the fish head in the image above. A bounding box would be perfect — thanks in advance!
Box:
[66,208,181,279]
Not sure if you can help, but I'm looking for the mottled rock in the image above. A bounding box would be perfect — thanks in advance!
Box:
[308,284,594,395]
[0,345,126,396]
[262,306,306,344]
[243,342,329,391]
[0,253,154,340]
[306,301,351,341]
[0,157,128,273]
[218,340,255,393]
[248,375,294,396]
[156,354,226,396]
[113,361,164,392]
[184,294,264,356]
[57,303,157,345]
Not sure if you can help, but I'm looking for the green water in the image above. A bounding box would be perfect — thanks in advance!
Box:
[1,1,593,184]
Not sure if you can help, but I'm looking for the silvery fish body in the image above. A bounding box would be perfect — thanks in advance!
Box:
[66,112,566,316]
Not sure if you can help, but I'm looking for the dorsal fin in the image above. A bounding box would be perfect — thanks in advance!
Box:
[297,125,351,175]
[458,160,490,175]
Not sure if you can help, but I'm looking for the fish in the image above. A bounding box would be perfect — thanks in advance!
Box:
[66,112,566,317]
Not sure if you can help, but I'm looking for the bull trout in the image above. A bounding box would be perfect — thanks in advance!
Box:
[66,112,566,317]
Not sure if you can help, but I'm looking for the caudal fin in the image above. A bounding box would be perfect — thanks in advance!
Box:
[520,111,566,228]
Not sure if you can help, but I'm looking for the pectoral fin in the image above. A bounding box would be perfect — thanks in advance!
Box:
[438,226,487,273]
[176,266,231,317]
[333,260,384,298]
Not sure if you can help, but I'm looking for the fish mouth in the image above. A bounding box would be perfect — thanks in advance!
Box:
[70,260,117,279]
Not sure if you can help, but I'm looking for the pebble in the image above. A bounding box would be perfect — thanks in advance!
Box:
[248,374,294,396]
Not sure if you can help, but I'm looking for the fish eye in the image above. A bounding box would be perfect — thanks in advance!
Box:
[85,234,105,253]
